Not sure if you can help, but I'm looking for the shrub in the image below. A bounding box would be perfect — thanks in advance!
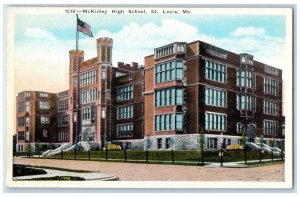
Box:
[106,144,121,150]
[226,144,243,150]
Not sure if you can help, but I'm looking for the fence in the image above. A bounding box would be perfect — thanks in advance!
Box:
[14,148,285,165]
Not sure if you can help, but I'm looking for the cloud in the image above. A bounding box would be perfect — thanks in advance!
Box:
[15,19,286,96]
[25,27,57,41]
[230,26,266,37]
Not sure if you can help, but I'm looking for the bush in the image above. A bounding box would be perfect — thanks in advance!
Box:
[105,144,121,150]
[226,144,243,150]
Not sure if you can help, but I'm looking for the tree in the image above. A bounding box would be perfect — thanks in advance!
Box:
[25,144,31,157]
[199,128,205,165]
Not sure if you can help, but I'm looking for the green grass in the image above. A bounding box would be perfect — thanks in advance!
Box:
[21,176,85,181]
[43,149,284,165]
[13,164,47,177]
[244,160,284,167]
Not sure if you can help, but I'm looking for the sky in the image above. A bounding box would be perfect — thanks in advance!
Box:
[13,10,287,96]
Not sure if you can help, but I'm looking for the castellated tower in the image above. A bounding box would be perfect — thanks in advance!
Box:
[69,50,84,144]
[97,37,113,64]
[96,38,113,148]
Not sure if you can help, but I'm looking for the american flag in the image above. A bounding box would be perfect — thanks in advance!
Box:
[77,18,93,37]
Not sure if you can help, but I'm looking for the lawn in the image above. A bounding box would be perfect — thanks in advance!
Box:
[45,149,283,164]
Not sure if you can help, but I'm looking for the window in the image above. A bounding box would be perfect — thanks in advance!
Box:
[25,132,30,141]
[101,69,106,79]
[117,106,133,119]
[116,71,126,77]
[205,112,226,131]
[155,113,183,131]
[237,69,256,88]
[117,124,133,138]
[166,138,171,149]
[57,116,68,127]
[205,59,227,83]
[25,117,30,127]
[18,102,30,113]
[155,60,184,83]
[41,116,49,124]
[58,131,69,142]
[155,44,180,59]
[263,120,279,135]
[157,138,162,149]
[236,94,255,111]
[18,91,31,98]
[25,102,30,112]
[237,139,243,145]
[264,99,279,116]
[17,117,25,127]
[58,99,68,112]
[101,109,106,118]
[18,132,25,141]
[236,123,244,133]
[82,107,91,121]
[80,70,97,87]
[116,85,133,101]
[80,89,97,104]
[205,86,226,107]
[155,88,183,107]
[264,77,279,96]
[207,138,217,149]
[39,92,49,98]
[39,102,49,110]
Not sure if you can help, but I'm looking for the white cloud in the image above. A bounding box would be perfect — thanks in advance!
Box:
[230,26,266,37]
[15,20,286,96]
[25,27,57,41]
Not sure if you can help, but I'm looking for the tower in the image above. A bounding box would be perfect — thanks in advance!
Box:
[96,38,113,148]
[69,50,84,144]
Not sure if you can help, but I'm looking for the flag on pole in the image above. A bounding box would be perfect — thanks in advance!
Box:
[77,18,93,37]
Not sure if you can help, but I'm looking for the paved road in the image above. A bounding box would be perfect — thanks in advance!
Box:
[13,157,284,181]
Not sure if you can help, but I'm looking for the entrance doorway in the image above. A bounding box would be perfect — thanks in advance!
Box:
[247,124,256,142]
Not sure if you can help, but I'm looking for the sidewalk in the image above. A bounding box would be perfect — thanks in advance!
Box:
[204,158,284,168]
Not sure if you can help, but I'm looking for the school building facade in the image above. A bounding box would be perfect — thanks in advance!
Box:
[15,37,284,152]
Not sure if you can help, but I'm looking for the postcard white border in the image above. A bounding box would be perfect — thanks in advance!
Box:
[4,6,293,189]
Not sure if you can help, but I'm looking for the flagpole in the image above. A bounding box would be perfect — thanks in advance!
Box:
[76,14,79,51]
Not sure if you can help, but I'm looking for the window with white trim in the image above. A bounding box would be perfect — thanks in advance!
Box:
[155,60,183,83]
[205,112,226,131]
[116,85,133,101]
[263,120,279,135]
[155,113,183,131]
[117,124,133,138]
[58,99,68,112]
[263,99,279,116]
[82,107,91,121]
[25,117,30,127]
[236,123,244,133]
[57,116,69,127]
[117,106,133,119]
[205,59,227,83]
[79,70,97,87]
[207,138,217,149]
[41,116,49,124]
[39,92,49,98]
[236,69,256,88]
[80,89,97,104]
[264,77,279,96]
[236,94,255,111]
[155,88,183,107]
[205,86,226,107]
[39,102,49,110]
